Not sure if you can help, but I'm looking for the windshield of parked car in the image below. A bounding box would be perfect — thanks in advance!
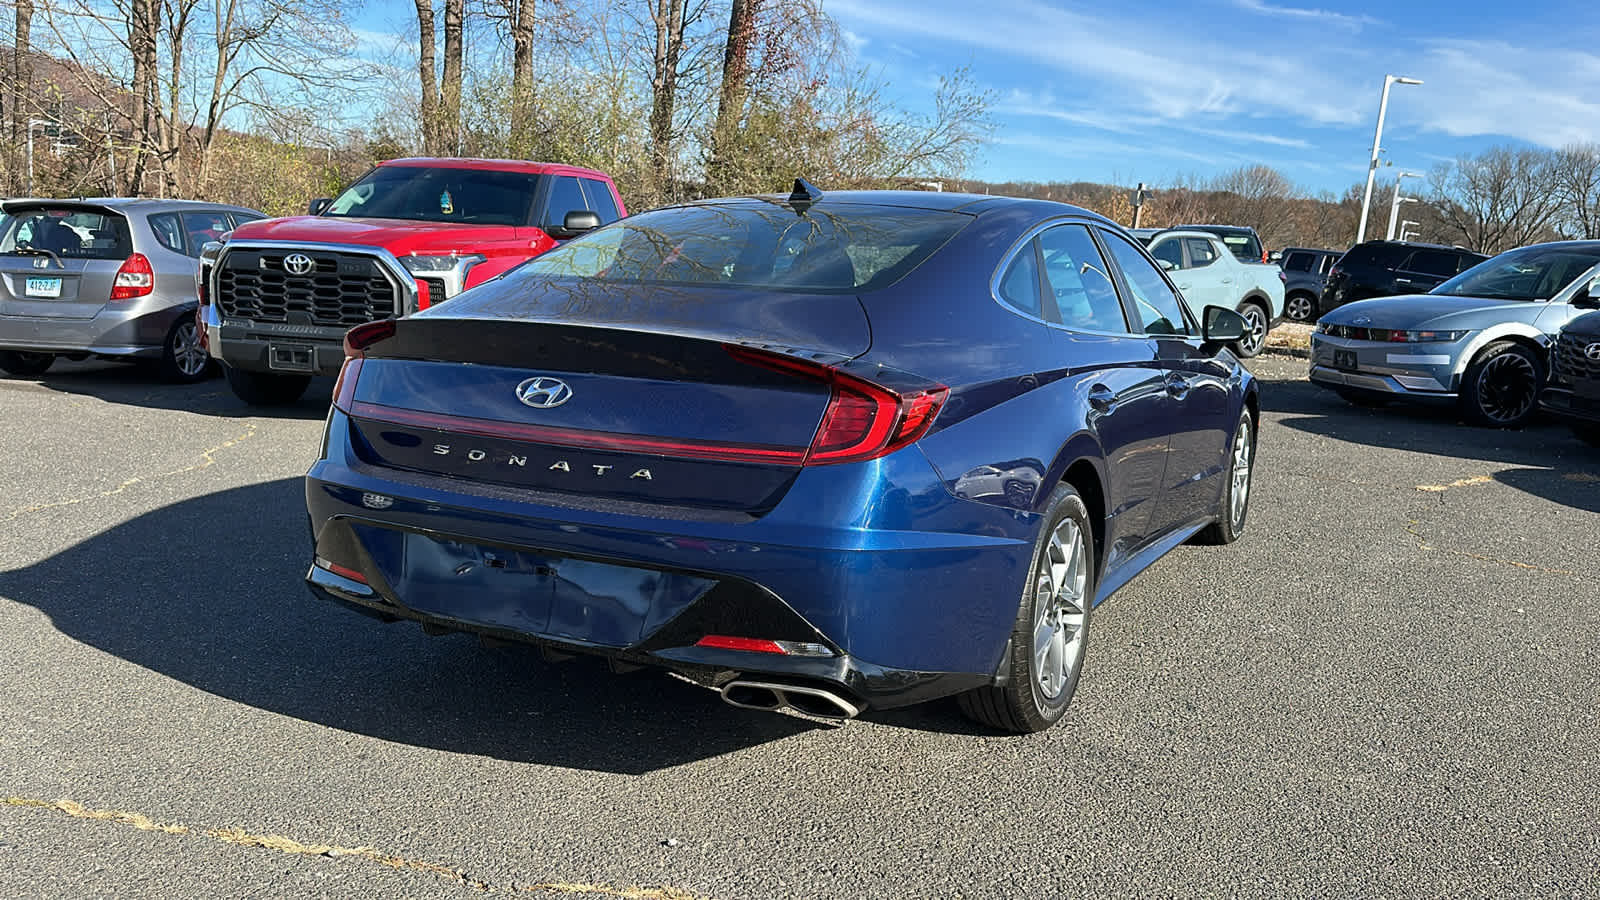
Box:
[325,165,541,226]
[523,202,971,293]
[1430,245,1600,301]
[0,206,133,260]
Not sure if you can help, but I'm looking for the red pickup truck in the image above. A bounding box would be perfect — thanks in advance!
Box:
[199,157,626,405]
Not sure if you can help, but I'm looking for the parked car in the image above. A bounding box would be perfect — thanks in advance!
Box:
[0,198,263,381]
[1540,306,1600,446]
[199,158,627,406]
[1278,247,1341,322]
[1310,240,1600,427]
[304,183,1260,734]
[1140,229,1285,357]
[1321,240,1487,311]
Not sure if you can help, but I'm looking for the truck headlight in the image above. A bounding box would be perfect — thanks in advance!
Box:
[400,254,484,274]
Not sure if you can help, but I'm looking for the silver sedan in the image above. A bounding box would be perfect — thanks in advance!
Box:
[0,197,264,382]
[1309,241,1600,427]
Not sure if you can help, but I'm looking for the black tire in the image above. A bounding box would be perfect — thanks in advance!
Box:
[1232,301,1269,358]
[1335,387,1392,408]
[957,483,1095,734]
[0,350,55,377]
[1284,292,1317,322]
[156,316,213,383]
[1458,341,1543,428]
[1573,422,1600,447]
[223,364,310,406]
[1195,409,1255,545]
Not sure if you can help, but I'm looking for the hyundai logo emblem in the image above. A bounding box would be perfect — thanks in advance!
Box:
[516,376,573,409]
[1586,343,1600,362]
[283,253,315,276]
[1351,316,1371,326]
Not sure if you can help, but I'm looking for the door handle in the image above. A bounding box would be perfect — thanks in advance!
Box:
[1221,278,1233,284]
[1088,384,1115,413]
[1395,277,1413,284]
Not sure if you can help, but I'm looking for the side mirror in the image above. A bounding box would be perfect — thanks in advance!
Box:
[1157,258,1175,272]
[547,210,603,239]
[1202,305,1248,344]
[1268,250,1283,263]
[1577,280,1600,309]
[308,198,332,216]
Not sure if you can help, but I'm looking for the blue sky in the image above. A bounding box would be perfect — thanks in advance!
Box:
[826,0,1600,193]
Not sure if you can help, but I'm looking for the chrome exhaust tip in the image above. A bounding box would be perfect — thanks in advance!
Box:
[719,680,861,721]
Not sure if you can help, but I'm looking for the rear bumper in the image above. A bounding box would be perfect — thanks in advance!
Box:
[304,410,1040,709]
[202,303,347,375]
[0,304,187,357]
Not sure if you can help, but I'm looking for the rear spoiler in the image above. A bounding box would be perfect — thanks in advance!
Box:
[0,198,125,218]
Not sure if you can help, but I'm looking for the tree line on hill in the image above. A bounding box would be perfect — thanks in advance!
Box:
[1,0,1598,259]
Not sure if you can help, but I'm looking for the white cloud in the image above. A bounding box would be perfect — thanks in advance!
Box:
[1404,39,1600,149]
[1231,0,1379,30]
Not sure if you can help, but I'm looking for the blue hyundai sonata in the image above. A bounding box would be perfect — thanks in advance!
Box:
[304,182,1259,733]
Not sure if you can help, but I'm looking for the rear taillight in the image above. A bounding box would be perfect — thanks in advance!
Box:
[332,320,396,412]
[694,635,832,656]
[109,253,154,301]
[725,344,949,466]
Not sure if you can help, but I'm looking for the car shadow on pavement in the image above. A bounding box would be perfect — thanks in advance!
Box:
[0,477,823,774]
[8,360,337,420]
[1259,375,1600,513]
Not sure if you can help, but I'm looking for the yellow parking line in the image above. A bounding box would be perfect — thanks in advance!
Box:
[6,796,708,898]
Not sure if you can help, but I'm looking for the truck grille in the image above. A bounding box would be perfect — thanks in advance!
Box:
[215,248,397,327]
[1553,331,1600,381]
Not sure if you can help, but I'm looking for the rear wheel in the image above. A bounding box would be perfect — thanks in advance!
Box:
[0,350,55,377]
[157,317,212,383]
[957,484,1093,734]
[1284,293,1316,322]
[1459,341,1543,428]
[1233,301,1269,358]
[1195,410,1255,545]
[223,364,310,406]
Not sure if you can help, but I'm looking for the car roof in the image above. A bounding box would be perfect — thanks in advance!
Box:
[665,189,1118,224]
[0,197,263,215]
[1168,224,1259,234]
[1354,239,1481,254]
[380,157,616,181]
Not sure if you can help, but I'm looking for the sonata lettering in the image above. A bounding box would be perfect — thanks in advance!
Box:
[423,445,651,480]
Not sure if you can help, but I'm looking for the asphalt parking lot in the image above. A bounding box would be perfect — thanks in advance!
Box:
[2,354,1597,898]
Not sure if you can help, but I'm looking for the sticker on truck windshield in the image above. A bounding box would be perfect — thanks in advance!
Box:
[440,190,454,215]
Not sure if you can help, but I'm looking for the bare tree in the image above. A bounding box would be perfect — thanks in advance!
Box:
[705,0,757,193]
[441,0,464,154]
[10,0,34,153]
[507,0,535,155]
[1430,147,1565,254]
[647,0,688,192]
[1554,144,1600,239]
[415,0,440,154]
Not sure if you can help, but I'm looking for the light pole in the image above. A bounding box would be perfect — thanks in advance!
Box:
[25,118,60,196]
[1400,219,1420,242]
[1357,75,1423,245]
[1385,171,1424,240]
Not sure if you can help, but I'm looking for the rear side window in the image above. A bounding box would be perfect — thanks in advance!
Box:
[581,179,621,224]
[1184,238,1218,267]
[180,211,231,256]
[997,245,1042,318]
[1283,252,1314,272]
[1148,239,1183,269]
[1038,224,1127,332]
[524,202,970,294]
[1342,243,1409,268]
[0,208,132,260]
[1404,250,1460,278]
[149,213,185,254]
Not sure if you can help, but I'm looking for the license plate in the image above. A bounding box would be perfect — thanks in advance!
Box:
[268,343,316,372]
[24,277,61,298]
[1332,349,1358,371]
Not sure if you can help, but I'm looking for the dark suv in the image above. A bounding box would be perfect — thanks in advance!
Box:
[1167,224,1265,263]
[1321,240,1487,311]
[1542,307,1600,446]
[1278,247,1341,321]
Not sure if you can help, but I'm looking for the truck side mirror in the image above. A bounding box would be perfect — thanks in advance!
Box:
[549,210,602,239]
[308,198,332,216]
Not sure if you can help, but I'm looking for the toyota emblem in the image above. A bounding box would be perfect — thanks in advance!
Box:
[516,376,573,409]
[1586,343,1600,362]
[283,253,315,276]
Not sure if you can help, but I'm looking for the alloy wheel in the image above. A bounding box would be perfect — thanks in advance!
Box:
[1238,306,1267,355]
[172,320,209,376]
[1032,518,1089,700]
[1475,352,1538,425]
[1230,417,1253,529]
[1285,296,1313,321]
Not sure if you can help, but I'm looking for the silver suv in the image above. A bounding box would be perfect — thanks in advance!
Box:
[0,198,264,382]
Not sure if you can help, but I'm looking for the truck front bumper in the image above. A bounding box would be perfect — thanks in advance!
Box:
[201,304,348,376]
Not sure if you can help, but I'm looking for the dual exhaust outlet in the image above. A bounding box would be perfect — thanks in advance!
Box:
[720,679,861,721]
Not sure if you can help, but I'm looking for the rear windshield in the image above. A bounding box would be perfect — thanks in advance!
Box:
[325,165,542,226]
[523,202,971,293]
[0,207,132,260]
[1431,245,1600,301]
